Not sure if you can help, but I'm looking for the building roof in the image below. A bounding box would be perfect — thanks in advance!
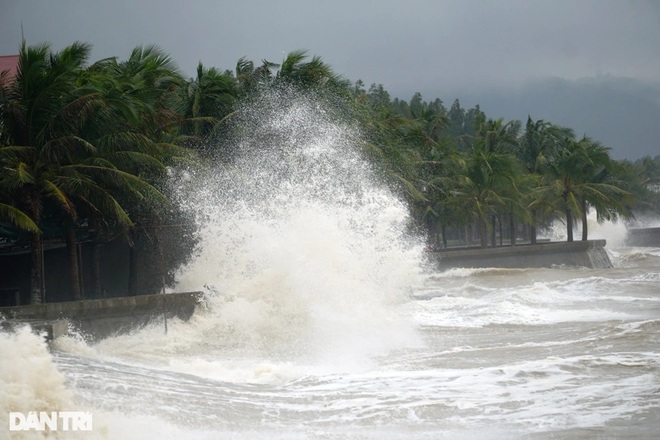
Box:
[0,55,20,80]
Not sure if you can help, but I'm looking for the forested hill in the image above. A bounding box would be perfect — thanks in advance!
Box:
[440,76,660,161]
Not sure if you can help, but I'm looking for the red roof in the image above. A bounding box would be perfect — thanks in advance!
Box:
[0,55,20,80]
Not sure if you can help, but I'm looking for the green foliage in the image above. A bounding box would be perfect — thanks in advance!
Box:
[1,40,652,302]
[537,136,634,241]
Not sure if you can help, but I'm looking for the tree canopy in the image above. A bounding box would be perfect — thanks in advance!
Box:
[1,42,655,303]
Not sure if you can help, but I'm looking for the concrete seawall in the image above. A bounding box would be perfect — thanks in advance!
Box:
[0,291,204,340]
[435,240,612,269]
[1,319,69,341]
[626,227,660,247]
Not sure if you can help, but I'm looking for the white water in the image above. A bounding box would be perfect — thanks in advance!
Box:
[160,88,426,373]
[2,91,660,439]
[539,211,630,248]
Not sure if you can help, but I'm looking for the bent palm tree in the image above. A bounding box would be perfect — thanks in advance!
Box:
[0,200,39,233]
[517,117,574,243]
[235,57,278,96]
[1,42,175,303]
[541,137,633,242]
[276,50,348,91]
[452,144,525,248]
[0,41,102,303]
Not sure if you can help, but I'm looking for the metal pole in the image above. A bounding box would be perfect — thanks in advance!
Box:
[162,278,168,334]
[40,240,45,304]
[157,229,168,335]
[78,240,85,299]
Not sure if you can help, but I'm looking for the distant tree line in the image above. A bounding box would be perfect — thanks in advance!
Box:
[1,42,657,304]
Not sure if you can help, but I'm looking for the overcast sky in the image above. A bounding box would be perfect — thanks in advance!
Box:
[1,0,659,158]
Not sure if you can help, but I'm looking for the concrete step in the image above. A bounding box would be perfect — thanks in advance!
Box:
[1,319,69,340]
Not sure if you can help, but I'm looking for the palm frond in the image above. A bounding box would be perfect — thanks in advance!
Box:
[43,179,76,217]
[0,202,40,233]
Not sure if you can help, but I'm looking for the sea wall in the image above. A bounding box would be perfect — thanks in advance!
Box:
[626,227,660,247]
[435,239,612,269]
[0,291,204,340]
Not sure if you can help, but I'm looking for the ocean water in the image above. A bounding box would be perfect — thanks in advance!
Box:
[2,246,659,439]
[2,90,659,439]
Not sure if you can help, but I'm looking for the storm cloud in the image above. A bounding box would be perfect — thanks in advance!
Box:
[1,0,659,158]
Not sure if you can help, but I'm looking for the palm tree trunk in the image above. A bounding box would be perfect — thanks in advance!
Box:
[490,215,496,248]
[92,242,103,298]
[566,208,574,242]
[510,214,516,247]
[480,218,488,249]
[128,229,139,296]
[530,209,537,245]
[428,219,438,249]
[581,199,588,241]
[89,217,103,298]
[66,222,82,301]
[30,232,44,304]
[441,224,448,249]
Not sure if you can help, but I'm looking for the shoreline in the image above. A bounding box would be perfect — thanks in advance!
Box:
[435,239,611,269]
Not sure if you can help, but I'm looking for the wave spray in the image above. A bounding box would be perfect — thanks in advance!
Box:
[107,88,427,378]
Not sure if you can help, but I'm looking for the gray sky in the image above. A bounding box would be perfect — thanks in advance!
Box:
[1,0,659,158]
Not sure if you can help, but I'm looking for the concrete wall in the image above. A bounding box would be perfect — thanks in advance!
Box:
[0,223,197,306]
[0,291,204,340]
[0,239,132,306]
[626,228,660,247]
[435,240,612,269]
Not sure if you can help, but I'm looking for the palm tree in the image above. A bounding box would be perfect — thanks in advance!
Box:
[0,42,176,303]
[1,65,39,234]
[452,129,525,248]
[575,140,634,240]
[474,115,527,247]
[86,47,188,297]
[69,47,181,300]
[476,117,520,154]
[541,136,633,242]
[96,45,184,142]
[421,151,468,249]
[276,50,347,90]
[617,158,660,214]
[517,117,573,243]
[401,102,466,248]
[182,62,236,136]
[170,62,238,158]
[235,57,278,96]
[355,97,427,204]
[0,41,105,303]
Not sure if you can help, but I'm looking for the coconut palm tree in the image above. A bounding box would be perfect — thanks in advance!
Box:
[67,48,182,300]
[517,117,574,243]
[0,41,106,303]
[85,47,190,297]
[575,139,634,240]
[356,97,426,204]
[168,62,238,160]
[541,136,633,242]
[235,57,278,96]
[420,151,468,249]
[180,62,236,137]
[469,117,525,247]
[276,50,347,90]
[401,103,466,248]
[452,122,526,248]
[616,159,660,214]
[0,42,176,303]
